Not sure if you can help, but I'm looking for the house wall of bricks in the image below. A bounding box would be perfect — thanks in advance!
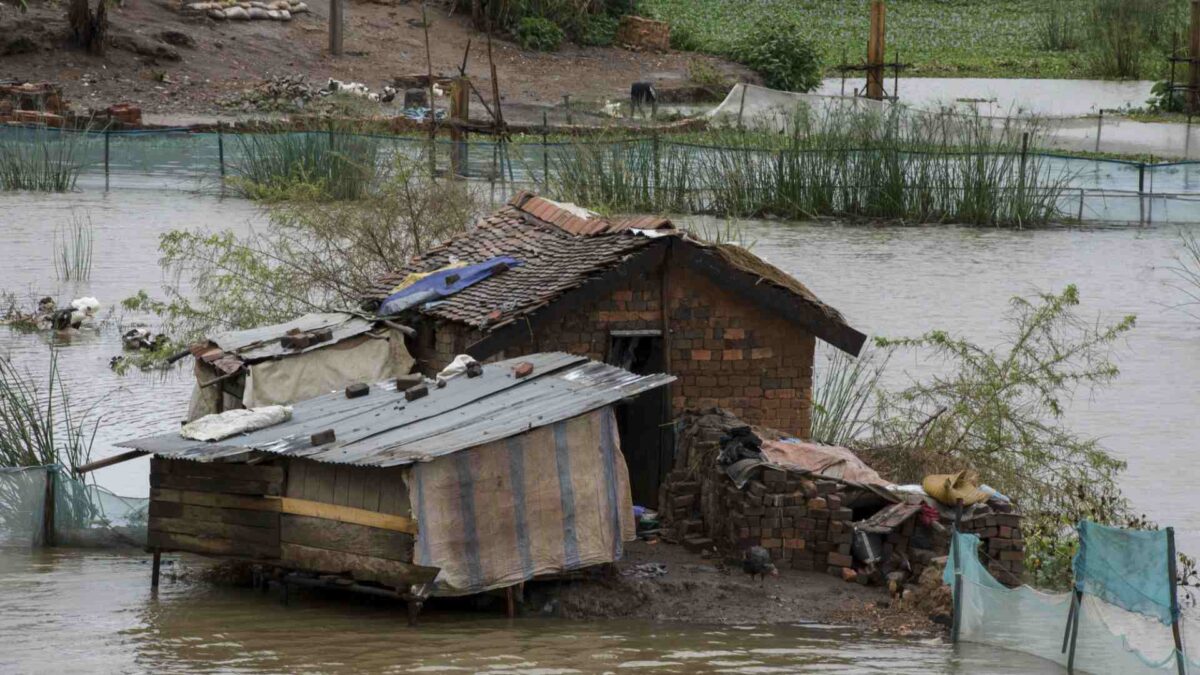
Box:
[415,260,817,438]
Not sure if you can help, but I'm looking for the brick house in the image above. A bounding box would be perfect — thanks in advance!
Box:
[363,192,866,507]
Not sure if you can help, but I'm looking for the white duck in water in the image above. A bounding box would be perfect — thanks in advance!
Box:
[51,297,100,331]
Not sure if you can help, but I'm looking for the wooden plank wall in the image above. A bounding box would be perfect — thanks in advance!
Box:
[148,458,283,559]
[285,458,411,517]
[280,458,430,587]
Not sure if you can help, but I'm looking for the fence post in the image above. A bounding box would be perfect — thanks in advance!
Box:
[542,111,549,191]
[40,468,56,548]
[1095,110,1103,153]
[563,94,572,126]
[1019,132,1029,197]
[1167,527,1186,675]
[103,129,110,188]
[1139,161,1147,225]
[652,130,661,195]
[217,124,226,178]
[951,498,964,644]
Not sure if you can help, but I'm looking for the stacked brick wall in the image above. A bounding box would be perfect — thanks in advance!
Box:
[958,508,1025,584]
[430,261,818,438]
[661,410,1026,586]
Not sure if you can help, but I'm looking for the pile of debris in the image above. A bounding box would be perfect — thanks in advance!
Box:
[232,74,316,111]
[182,0,309,21]
[660,409,1025,591]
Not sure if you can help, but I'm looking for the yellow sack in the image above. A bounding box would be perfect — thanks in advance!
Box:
[922,469,989,507]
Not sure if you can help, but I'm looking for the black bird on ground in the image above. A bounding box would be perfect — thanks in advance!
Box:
[742,545,779,584]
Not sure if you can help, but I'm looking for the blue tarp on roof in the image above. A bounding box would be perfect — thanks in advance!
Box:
[378,256,522,317]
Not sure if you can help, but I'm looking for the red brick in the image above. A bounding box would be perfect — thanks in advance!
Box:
[722,349,744,361]
[691,349,712,361]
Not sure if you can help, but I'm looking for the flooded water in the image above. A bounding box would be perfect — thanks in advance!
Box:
[0,547,1060,674]
[2,186,1199,672]
[816,77,1155,118]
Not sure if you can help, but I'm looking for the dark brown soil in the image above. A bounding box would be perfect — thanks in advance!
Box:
[534,540,941,635]
[0,0,750,123]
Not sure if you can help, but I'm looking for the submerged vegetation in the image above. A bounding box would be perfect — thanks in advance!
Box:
[543,106,1073,226]
[812,285,1139,588]
[54,213,95,282]
[0,351,96,471]
[0,127,92,192]
[227,128,382,201]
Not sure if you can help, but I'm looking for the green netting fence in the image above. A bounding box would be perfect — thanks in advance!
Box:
[3,125,1200,224]
[0,465,148,548]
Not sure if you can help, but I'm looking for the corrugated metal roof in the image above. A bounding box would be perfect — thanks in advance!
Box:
[208,312,381,363]
[118,353,674,468]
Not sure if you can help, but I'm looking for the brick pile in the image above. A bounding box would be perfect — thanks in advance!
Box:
[956,506,1025,585]
[661,409,1026,586]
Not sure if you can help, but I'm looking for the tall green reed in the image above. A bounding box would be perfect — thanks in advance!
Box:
[228,128,382,201]
[0,352,99,536]
[54,213,94,281]
[810,346,887,447]
[545,105,1073,227]
[0,126,92,192]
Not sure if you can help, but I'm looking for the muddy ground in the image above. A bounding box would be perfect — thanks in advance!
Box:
[0,0,750,124]
[536,540,944,637]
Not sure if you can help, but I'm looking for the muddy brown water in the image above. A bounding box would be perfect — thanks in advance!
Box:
[1,187,1197,672]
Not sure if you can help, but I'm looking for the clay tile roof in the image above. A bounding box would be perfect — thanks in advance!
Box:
[362,195,662,330]
[362,193,865,354]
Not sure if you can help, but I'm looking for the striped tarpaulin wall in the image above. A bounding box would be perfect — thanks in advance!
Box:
[408,407,634,595]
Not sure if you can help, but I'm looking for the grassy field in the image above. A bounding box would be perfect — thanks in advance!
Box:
[640,0,1180,79]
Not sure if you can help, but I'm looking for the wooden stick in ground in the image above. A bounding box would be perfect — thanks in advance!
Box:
[421,1,436,140]
[483,8,504,131]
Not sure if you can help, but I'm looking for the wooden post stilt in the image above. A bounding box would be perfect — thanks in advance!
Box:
[329,0,343,55]
[151,549,162,590]
[505,585,515,618]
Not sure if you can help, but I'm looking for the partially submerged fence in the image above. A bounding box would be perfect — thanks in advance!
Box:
[947,524,1199,674]
[0,465,148,548]
[2,125,1199,224]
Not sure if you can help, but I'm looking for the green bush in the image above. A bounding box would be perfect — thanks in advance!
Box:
[580,13,618,46]
[730,19,822,92]
[516,16,565,51]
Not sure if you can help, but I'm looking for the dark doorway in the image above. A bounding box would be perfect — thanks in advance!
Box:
[608,331,674,509]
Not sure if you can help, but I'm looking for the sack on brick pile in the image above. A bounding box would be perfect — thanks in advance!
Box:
[922,469,989,507]
[759,439,888,486]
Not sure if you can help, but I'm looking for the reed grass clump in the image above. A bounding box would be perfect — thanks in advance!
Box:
[54,213,95,281]
[0,126,92,192]
[0,352,98,537]
[545,105,1073,227]
[227,128,381,201]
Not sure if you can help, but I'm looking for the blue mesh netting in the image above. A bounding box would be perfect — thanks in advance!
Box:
[946,531,1199,674]
[1075,521,1177,625]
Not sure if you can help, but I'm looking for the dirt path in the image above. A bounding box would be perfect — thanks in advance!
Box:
[1,0,749,120]
[534,540,941,636]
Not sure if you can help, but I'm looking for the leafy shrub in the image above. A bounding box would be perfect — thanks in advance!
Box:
[516,16,565,51]
[580,13,618,46]
[669,23,701,51]
[1036,0,1080,51]
[687,59,728,88]
[1146,80,1186,113]
[1085,0,1173,78]
[730,19,822,92]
